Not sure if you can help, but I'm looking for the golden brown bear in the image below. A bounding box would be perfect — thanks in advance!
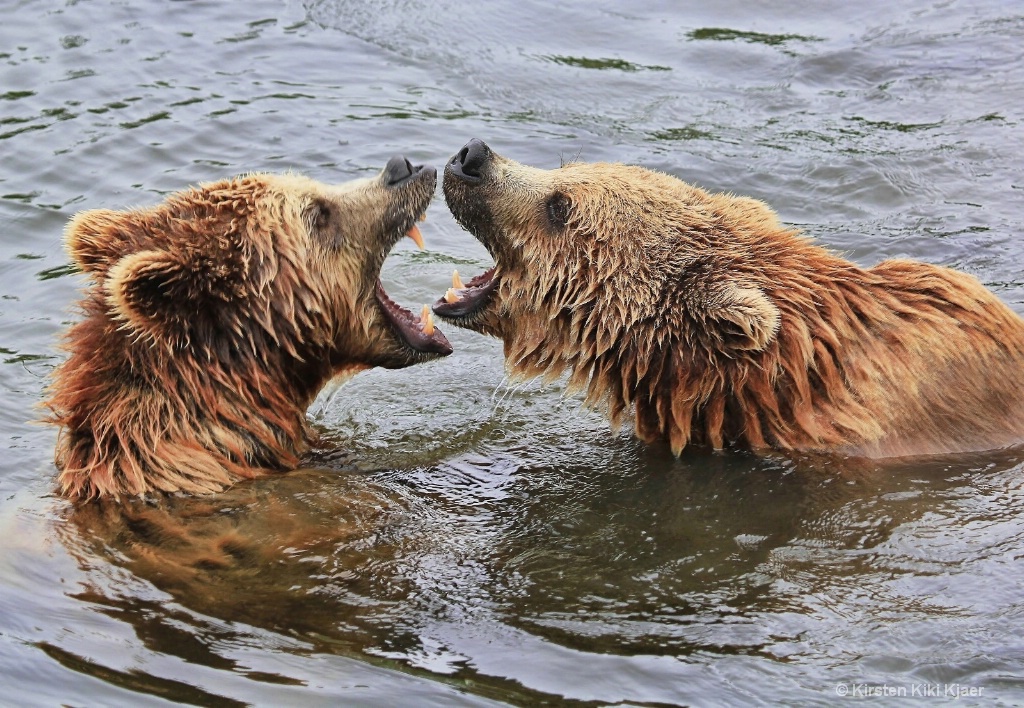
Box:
[434,139,1024,459]
[47,157,451,500]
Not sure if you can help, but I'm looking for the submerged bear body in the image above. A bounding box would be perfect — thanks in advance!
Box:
[47,160,450,500]
[434,139,1024,459]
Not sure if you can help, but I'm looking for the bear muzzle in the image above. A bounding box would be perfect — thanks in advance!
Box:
[446,138,490,184]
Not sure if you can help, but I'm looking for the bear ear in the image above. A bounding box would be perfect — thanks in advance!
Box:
[65,208,144,278]
[104,249,194,342]
[682,257,780,351]
[704,281,780,351]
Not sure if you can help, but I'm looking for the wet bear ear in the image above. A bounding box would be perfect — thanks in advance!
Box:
[683,258,780,351]
[65,209,144,278]
[103,249,198,343]
[704,281,780,351]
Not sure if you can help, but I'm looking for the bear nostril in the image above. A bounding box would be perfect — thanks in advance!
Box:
[453,138,489,181]
[384,155,416,185]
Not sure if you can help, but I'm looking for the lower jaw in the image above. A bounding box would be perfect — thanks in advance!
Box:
[374,283,453,357]
[432,268,499,321]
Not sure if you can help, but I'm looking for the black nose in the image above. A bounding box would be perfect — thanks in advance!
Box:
[448,138,490,183]
[384,155,416,185]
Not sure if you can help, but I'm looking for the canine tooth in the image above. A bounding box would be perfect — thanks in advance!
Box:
[407,224,425,249]
[421,305,435,334]
[452,269,464,289]
[444,288,459,304]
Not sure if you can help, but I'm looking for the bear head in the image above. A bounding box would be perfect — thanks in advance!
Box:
[433,140,786,435]
[48,157,450,499]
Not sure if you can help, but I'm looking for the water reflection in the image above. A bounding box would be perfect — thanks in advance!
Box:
[542,56,672,72]
[56,444,1024,703]
[686,28,824,47]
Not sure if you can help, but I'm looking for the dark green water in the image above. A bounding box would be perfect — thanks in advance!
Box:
[2,0,1023,705]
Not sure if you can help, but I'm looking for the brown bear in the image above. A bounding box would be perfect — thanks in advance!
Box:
[46,157,451,500]
[434,139,1024,459]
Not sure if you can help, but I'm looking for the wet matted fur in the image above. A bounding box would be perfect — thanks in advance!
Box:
[435,139,1024,459]
[46,164,450,500]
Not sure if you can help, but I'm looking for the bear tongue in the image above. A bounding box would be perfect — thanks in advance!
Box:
[374,280,453,355]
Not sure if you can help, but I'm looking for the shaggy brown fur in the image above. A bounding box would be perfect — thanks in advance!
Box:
[435,139,1024,459]
[47,165,450,500]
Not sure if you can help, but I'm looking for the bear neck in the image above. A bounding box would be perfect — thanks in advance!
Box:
[46,294,324,500]
[504,238,996,456]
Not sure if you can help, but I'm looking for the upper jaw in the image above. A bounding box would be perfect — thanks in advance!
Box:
[433,139,508,329]
[441,139,503,257]
[375,159,436,264]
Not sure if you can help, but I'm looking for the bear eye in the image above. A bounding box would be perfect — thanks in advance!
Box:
[306,198,333,234]
[546,192,572,230]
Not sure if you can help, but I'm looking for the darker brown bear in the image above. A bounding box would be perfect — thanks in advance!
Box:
[47,158,451,500]
[435,139,1024,459]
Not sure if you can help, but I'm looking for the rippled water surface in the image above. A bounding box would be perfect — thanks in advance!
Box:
[3,0,1024,705]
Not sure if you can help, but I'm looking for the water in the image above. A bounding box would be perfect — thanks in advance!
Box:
[2,0,1023,704]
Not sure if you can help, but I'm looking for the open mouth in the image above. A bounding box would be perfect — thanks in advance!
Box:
[376,278,452,356]
[431,139,502,325]
[431,266,499,320]
[374,218,453,357]
[373,157,452,357]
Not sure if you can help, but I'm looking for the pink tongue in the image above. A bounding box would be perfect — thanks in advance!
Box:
[375,281,452,355]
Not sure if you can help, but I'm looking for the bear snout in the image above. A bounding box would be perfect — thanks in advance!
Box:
[383,155,433,187]
[447,138,490,184]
